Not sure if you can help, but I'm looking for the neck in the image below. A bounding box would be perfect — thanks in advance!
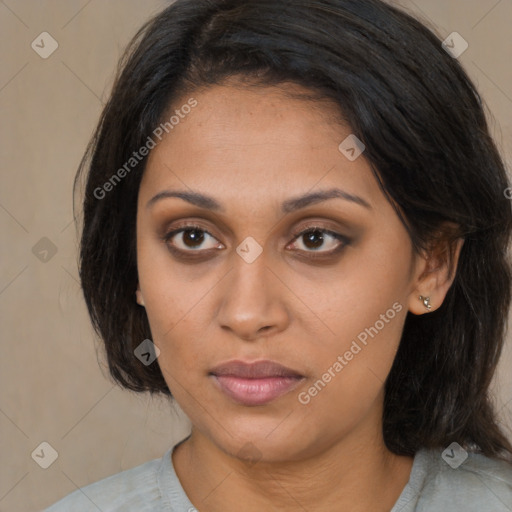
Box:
[172,408,413,512]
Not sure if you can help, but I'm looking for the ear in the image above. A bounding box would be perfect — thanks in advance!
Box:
[135,283,145,307]
[407,228,464,315]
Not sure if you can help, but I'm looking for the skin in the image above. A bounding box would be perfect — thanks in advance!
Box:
[135,82,462,511]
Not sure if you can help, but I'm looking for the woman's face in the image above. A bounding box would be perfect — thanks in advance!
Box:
[136,83,424,462]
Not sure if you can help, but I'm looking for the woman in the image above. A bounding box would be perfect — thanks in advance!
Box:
[46,0,512,510]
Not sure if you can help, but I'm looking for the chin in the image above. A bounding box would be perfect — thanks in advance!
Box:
[206,414,320,464]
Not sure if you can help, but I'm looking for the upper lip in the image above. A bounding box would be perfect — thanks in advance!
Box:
[210,360,303,379]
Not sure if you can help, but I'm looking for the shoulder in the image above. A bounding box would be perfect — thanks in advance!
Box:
[44,451,170,512]
[412,447,512,511]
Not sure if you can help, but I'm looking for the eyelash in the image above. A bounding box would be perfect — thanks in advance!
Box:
[161,223,350,260]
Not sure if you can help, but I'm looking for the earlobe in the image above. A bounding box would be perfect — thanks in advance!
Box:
[135,287,145,307]
[408,293,434,315]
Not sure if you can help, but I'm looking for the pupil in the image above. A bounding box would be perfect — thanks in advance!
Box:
[304,230,324,249]
[184,229,204,247]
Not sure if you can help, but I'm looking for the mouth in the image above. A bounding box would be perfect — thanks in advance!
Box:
[209,360,305,406]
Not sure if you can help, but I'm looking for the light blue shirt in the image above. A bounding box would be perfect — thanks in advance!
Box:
[44,438,512,511]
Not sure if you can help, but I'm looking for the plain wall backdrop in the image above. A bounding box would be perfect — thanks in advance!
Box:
[0,1,511,510]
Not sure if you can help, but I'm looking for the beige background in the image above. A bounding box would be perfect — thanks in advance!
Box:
[0,1,511,510]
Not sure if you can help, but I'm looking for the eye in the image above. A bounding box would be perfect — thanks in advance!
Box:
[287,227,349,254]
[162,223,350,259]
[163,225,223,252]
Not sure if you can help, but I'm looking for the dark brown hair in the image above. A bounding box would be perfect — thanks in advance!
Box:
[76,0,512,461]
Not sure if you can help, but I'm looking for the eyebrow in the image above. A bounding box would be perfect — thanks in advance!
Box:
[146,187,371,212]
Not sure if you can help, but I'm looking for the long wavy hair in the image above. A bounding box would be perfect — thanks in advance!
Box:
[75,0,512,461]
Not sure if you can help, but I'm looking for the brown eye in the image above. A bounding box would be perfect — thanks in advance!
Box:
[164,226,222,252]
[302,229,325,249]
[290,228,348,253]
[181,228,206,248]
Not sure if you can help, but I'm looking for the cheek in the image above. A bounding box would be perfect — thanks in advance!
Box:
[288,225,412,349]
[136,244,219,393]
[143,291,212,399]
[295,302,406,434]
[292,232,411,407]
[136,228,212,338]
[142,277,213,368]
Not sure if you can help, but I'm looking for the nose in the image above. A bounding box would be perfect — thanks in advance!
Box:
[215,251,290,341]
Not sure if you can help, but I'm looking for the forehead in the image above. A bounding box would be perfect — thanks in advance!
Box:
[139,83,380,211]
[157,84,340,153]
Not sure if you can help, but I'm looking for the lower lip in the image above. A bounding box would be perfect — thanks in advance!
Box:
[211,375,303,406]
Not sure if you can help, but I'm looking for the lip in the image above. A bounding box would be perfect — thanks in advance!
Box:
[210,360,305,406]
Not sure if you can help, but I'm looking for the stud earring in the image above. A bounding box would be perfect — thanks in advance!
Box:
[419,295,432,311]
